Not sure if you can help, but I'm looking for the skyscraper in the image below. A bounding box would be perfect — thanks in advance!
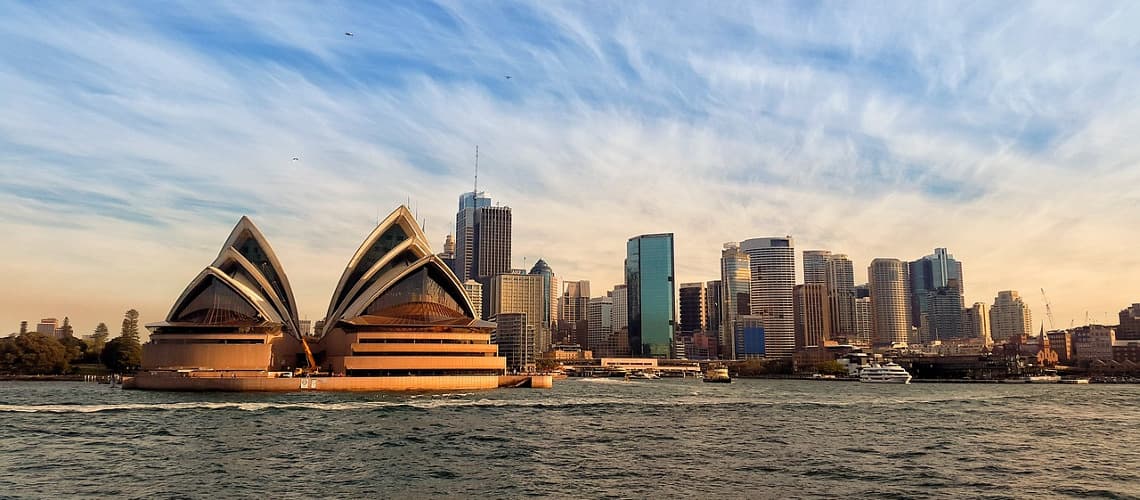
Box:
[989,290,1033,342]
[826,254,856,340]
[452,191,511,284]
[793,283,832,350]
[678,282,707,335]
[854,296,873,346]
[926,282,964,342]
[868,258,910,348]
[704,279,722,336]
[908,248,963,329]
[719,243,750,360]
[609,284,629,357]
[453,191,490,282]
[487,273,548,354]
[474,206,511,279]
[559,280,591,347]
[626,234,676,357]
[528,259,558,333]
[741,237,795,360]
[802,250,831,285]
[463,280,483,321]
[965,302,992,345]
[587,296,613,353]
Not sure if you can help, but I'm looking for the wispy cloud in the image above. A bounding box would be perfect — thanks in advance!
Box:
[2,0,1140,333]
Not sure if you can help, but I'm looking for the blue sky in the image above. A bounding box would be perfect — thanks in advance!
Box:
[3,1,1140,334]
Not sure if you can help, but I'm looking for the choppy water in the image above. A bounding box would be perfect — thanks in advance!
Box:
[1,379,1138,499]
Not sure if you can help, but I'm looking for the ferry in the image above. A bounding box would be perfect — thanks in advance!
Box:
[703,367,732,383]
[859,363,912,384]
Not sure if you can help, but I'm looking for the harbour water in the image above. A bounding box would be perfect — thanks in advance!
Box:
[2,379,1138,499]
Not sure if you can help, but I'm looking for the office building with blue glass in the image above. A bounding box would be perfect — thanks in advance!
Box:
[625,233,676,357]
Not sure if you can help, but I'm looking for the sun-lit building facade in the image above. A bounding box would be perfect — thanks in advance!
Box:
[626,233,676,357]
[143,217,301,372]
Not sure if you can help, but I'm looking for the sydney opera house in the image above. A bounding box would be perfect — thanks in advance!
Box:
[130,206,546,391]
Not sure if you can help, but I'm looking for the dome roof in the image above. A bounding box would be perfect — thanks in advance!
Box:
[528,258,553,275]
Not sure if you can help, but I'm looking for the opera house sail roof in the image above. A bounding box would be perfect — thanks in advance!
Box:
[323,206,490,333]
[150,217,300,335]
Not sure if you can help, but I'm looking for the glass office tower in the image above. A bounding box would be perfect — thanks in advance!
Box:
[625,234,676,357]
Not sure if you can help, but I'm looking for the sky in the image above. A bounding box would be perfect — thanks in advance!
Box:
[2,1,1140,337]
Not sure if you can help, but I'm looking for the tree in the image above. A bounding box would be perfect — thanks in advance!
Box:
[120,309,140,344]
[59,335,87,365]
[0,333,70,374]
[60,317,74,338]
[100,337,141,373]
[91,323,110,352]
[816,360,849,376]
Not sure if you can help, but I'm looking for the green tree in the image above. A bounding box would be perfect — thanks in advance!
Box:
[59,335,87,365]
[816,360,849,376]
[120,309,140,344]
[100,337,141,373]
[91,322,110,353]
[0,333,70,374]
[60,317,74,338]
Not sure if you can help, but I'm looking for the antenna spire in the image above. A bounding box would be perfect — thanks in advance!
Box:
[474,145,479,195]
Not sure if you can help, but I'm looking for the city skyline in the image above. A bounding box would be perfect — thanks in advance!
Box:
[4,2,1140,334]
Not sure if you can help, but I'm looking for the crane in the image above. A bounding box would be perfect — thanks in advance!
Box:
[1040,288,1056,331]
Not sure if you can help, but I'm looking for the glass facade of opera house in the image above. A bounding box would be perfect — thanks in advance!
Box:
[140,206,507,389]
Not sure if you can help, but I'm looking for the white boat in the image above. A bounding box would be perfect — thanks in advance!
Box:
[859,363,912,384]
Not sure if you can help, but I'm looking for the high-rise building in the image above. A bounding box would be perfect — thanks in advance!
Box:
[587,296,613,353]
[559,280,591,347]
[463,280,484,320]
[793,283,832,350]
[965,302,992,345]
[1118,304,1140,341]
[926,282,964,342]
[452,190,511,284]
[854,296,873,346]
[298,319,312,336]
[719,243,750,359]
[528,259,558,333]
[474,206,511,280]
[827,254,856,340]
[491,312,534,373]
[19,321,28,335]
[802,250,831,285]
[704,280,722,336]
[868,258,910,348]
[453,191,491,282]
[626,234,676,357]
[678,282,707,335]
[439,234,456,271]
[608,285,630,357]
[741,237,795,360]
[487,273,548,354]
[908,248,963,329]
[989,290,1033,342]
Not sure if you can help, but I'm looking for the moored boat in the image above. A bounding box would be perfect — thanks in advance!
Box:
[703,367,731,383]
[859,363,912,384]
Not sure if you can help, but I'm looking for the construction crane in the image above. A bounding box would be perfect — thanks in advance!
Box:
[1040,288,1056,330]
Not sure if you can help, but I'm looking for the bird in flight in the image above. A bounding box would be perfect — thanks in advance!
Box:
[504,75,512,79]
[291,157,300,161]
[344,32,354,37]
